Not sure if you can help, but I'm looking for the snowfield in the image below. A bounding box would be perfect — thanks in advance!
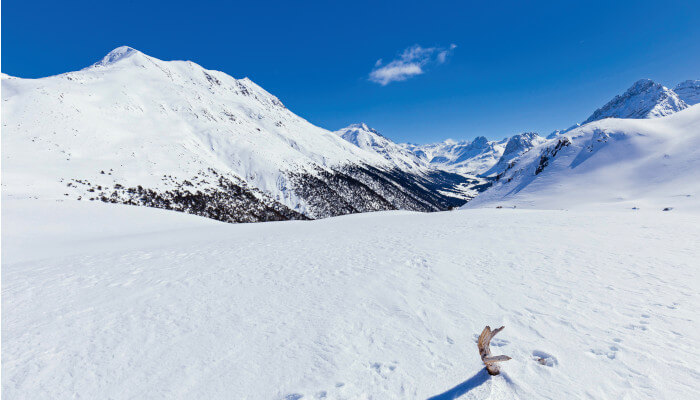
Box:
[3,199,699,399]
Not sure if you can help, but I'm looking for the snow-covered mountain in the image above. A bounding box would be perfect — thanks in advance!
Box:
[381,78,695,182]
[544,78,693,144]
[582,78,688,124]
[4,48,697,220]
[2,47,468,222]
[466,104,700,210]
[332,123,493,201]
[483,132,546,176]
[402,132,546,179]
[674,79,700,105]
[403,136,508,175]
[333,123,429,173]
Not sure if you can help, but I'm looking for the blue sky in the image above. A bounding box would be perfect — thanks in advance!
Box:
[3,0,699,143]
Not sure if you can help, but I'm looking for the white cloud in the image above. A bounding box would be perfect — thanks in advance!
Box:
[369,44,456,86]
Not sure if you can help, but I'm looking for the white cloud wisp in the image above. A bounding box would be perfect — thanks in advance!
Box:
[369,44,456,86]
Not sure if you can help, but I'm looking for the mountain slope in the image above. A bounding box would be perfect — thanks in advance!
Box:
[2,47,464,221]
[334,123,429,173]
[403,137,508,175]
[674,79,700,105]
[483,132,546,176]
[333,123,492,202]
[582,79,688,124]
[465,105,700,210]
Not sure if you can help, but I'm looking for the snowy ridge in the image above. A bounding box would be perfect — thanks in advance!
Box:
[90,46,141,67]
[465,105,700,210]
[3,48,698,219]
[2,47,468,221]
[332,123,494,202]
[334,123,429,173]
[403,136,509,175]
[483,132,546,176]
[582,78,688,124]
[674,79,700,105]
[400,133,544,179]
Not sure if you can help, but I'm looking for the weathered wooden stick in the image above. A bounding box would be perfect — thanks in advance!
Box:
[478,325,511,375]
[483,355,511,364]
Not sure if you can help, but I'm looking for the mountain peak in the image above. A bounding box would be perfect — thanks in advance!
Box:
[582,79,687,124]
[628,78,656,91]
[333,124,433,173]
[674,80,700,105]
[92,46,142,67]
[469,136,489,148]
[345,123,379,135]
[502,132,542,156]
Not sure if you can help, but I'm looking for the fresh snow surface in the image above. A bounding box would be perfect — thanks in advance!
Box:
[466,105,700,211]
[3,198,700,399]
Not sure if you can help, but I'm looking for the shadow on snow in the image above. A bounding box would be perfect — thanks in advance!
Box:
[427,368,491,400]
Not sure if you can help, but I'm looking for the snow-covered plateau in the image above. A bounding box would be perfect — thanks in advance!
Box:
[3,198,699,399]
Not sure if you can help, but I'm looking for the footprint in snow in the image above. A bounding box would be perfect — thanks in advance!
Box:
[532,350,558,366]
[589,345,618,360]
[370,361,397,377]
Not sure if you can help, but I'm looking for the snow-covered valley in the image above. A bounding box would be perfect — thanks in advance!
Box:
[3,45,700,400]
[3,199,699,399]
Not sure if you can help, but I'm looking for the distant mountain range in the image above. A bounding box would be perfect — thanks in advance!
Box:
[3,46,698,220]
[465,104,700,210]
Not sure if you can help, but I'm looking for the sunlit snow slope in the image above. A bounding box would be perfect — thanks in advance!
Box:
[1,47,462,221]
[465,105,700,211]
